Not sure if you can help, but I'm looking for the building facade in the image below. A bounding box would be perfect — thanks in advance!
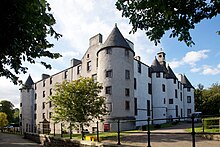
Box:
[20,25,194,133]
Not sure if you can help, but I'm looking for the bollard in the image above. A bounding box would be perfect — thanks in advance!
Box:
[61,123,63,137]
[97,121,99,142]
[54,123,55,136]
[70,123,72,139]
[147,117,151,147]
[191,115,195,147]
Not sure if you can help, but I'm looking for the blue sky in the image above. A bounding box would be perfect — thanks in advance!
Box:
[0,0,219,108]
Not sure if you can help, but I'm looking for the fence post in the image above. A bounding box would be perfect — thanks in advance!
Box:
[202,119,204,133]
[191,115,195,147]
[61,123,63,137]
[54,123,55,136]
[70,123,72,139]
[117,119,121,145]
[147,117,151,147]
[97,121,99,142]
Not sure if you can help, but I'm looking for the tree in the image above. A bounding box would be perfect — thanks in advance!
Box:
[0,112,8,132]
[49,77,108,138]
[12,108,19,125]
[116,0,220,46]
[0,100,14,123]
[0,0,62,84]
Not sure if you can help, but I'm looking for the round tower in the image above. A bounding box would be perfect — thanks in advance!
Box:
[20,75,35,133]
[97,25,135,131]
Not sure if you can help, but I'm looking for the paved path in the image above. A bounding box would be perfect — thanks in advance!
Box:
[0,133,42,147]
[103,123,220,147]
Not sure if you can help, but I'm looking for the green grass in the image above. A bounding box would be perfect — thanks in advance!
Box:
[186,126,220,133]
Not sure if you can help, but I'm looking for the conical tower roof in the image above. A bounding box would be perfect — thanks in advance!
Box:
[151,57,164,73]
[101,24,132,50]
[23,75,34,89]
[166,65,177,79]
[181,74,194,88]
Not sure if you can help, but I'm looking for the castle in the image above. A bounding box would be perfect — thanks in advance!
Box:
[20,25,194,133]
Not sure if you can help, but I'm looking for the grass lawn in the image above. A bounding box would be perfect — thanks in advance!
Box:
[186,126,220,133]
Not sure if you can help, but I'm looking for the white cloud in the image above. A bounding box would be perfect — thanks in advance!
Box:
[201,65,220,75]
[168,50,209,69]
[190,67,201,73]
[217,63,220,68]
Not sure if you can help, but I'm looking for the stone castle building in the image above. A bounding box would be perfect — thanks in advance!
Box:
[20,25,194,133]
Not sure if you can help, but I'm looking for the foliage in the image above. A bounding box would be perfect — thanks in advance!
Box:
[0,112,8,131]
[116,0,220,46]
[203,117,220,129]
[0,0,62,84]
[194,83,220,115]
[49,77,108,128]
[0,100,14,123]
[13,108,20,124]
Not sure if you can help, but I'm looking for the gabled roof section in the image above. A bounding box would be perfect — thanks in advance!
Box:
[151,57,164,73]
[181,74,194,88]
[101,24,132,50]
[167,65,177,79]
[24,75,34,89]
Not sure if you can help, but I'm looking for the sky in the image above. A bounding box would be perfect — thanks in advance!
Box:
[0,0,220,108]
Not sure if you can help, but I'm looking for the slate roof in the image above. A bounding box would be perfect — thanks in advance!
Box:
[101,24,132,50]
[24,75,34,89]
[166,65,177,79]
[180,74,194,88]
[151,57,164,73]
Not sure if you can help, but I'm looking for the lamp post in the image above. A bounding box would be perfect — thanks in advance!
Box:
[198,84,204,112]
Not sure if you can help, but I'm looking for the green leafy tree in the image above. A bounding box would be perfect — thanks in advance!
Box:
[116,0,220,46]
[49,77,108,137]
[12,108,19,125]
[0,112,8,132]
[0,0,62,84]
[0,100,14,123]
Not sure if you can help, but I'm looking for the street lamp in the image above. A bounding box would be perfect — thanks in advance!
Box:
[198,84,204,112]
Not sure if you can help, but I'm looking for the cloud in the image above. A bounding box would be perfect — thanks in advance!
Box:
[168,50,209,69]
[190,67,201,73]
[201,65,220,75]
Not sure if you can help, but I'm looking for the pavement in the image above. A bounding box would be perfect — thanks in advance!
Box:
[103,122,220,147]
[0,132,42,147]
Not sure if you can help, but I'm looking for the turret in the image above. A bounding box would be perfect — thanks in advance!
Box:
[97,24,135,131]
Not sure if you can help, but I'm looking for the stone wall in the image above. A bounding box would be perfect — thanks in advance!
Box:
[24,133,104,147]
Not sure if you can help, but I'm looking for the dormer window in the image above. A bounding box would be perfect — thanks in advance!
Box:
[156,72,160,78]
[106,48,112,54]
[125,49,129,56]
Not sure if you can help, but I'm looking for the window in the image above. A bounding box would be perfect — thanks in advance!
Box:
[187,88,191,92]
[148,83,152,94]
[105,86,112,95]
[35,93,37,99]
[176,105,178,117]
[50,88,52,95]
[175,89,178,98]
[187,96,191,103]
[34,104,37,110]
[138,62,141,73]
[174,79,176,84]
[43,80,45,87]
[106,48,112,54]
[156,72,160,78]
[180,84,182,90]
[125,70,130,79]
[148,68,152,78]
[42,102,45,109]
[134,98,137,115]
[49,101,52,108]
[87,61,92,71]
[164,98,166,104]
[34,114,37,120]
[169,99,173,104]
[92,74,97,82]
[42,113,45,119]
[163,73,166,78]
[49,112,52,119]
[87,54,89,58]
[125,49,129,56]
[20,114,22,119]
[35,84,37,90]
[106,103,112,112]
[162,84,165,92]
[125,101,130,110]
[64,71,68,79]
[180,92,182,101]
[178,82,180,89]
[106,70,113,78]
[20,103,22,107]
[181,109,183,117]
[187,109,192,116]
[134,78,137,89]
[77,65,81,74]
[50,77,52,84]
[125,88,130,96]
[43,91,45,98]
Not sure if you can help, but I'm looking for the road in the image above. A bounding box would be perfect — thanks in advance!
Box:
[0,133,42,147]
